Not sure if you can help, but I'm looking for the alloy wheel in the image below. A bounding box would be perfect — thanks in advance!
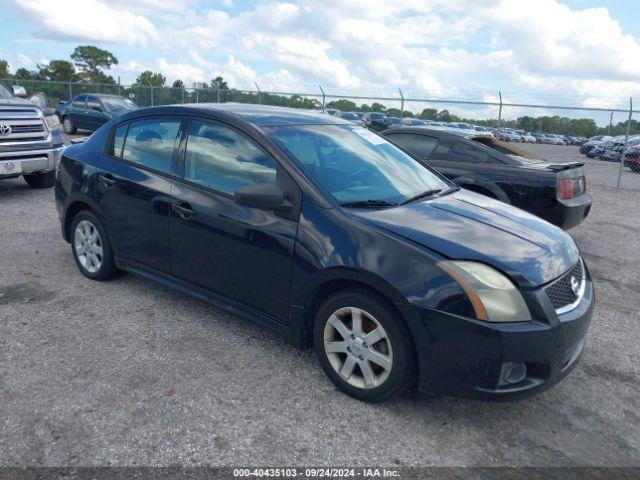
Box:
[63,118,73,133]
[323,306,393,389]
[74,220,103,274]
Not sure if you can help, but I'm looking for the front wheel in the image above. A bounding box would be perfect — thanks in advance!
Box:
[23,171,55,188]
[62,116,77,134]
[70,210,119,281]
[313,289,416,402]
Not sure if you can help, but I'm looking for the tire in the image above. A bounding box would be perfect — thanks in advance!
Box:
[23,171,55,189]
[313,288,416,402]
[70,210,118,281]
[62,116,77,134]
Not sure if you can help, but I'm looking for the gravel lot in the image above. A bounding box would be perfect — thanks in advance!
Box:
[0,140,639,467]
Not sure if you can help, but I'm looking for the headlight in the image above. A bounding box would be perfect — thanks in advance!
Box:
[44,114,61,131]
[437,260,532,322]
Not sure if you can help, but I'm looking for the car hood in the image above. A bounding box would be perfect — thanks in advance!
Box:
[0,97,33,107]
[350,189,579,288]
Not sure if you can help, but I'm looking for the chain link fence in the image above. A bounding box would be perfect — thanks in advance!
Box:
[4,78,639,189]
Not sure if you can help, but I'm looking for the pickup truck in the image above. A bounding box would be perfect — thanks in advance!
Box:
[382,126,591,229]
[0,81,65,188]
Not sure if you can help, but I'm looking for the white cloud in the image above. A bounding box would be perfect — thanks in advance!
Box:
[17,54,34,68]
[10,0,640,110]
[16,0,160,46]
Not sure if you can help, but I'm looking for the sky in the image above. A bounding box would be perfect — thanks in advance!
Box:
[1,0,639,114]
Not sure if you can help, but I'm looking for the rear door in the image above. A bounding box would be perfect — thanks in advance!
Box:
[169,118,299,322]
[96,116,184,272]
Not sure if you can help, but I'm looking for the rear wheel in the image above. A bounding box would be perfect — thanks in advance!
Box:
[70,211,118,281]
[313,289,416,402]
[62,116,77,134]
[23,171,55,189]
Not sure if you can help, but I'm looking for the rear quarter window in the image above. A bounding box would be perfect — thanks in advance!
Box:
[386,133,439,159]
[112,123,128,158]
[448,142,489,163]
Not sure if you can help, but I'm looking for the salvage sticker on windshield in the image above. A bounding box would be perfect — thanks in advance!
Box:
[352,127,388,145]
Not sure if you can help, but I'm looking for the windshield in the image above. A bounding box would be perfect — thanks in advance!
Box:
[101,97,138,112]
[0,81,13,99]
[266,124,450,204]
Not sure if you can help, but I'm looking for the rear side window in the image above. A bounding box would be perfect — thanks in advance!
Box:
[121,119,181,174]
[184,120,277,195]
[112,123,128,157]
[448,142,489,163]
[386,133,439,159]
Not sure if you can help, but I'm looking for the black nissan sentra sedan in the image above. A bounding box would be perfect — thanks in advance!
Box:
[55,104,594,402]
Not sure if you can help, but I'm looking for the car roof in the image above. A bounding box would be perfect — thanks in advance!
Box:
[119,103,354,127]
[383,125,481,140]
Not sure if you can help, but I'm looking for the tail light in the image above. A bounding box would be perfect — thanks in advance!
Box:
[558,176,586,200]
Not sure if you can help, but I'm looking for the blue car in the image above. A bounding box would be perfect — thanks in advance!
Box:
[55,104,593,402]
[55,94,138,134]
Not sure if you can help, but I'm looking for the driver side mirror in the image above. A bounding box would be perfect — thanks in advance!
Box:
[234,183,292,212]
[12,85,27,98]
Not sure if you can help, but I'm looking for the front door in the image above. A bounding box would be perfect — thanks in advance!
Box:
[69,95,88,130]
[85,96,110,131]
[169,119,299,322]
[96,117,184,273]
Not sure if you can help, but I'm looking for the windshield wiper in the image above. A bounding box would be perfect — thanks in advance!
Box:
[400,189,442,205]
[340,199,398,209]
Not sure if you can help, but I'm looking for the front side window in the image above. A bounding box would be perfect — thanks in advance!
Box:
[184,120,277,195]
[385,133,439,160]
[86,96,102,112]
[72,95,86,108]
[266,125,450,204]
[121,118,181,173]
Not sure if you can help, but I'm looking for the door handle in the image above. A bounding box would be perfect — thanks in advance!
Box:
[98,173,116,188]
[172,202,196,220]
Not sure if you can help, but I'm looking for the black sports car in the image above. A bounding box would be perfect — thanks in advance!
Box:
[382,127,591,229]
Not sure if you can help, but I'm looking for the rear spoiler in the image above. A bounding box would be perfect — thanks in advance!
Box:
[544,161,584,172]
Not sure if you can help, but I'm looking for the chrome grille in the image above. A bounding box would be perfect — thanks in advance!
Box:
[545,260,585,313]
[0,110,48,142]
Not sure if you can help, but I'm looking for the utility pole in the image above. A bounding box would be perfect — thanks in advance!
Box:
[255,82,261,104]
[319,85,326,113]
[399,89,405,119]
[497,91,503,128]
[617,97,633,188]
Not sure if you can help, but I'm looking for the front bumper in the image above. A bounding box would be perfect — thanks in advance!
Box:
[0,146,64,177]
[398,277,594,401]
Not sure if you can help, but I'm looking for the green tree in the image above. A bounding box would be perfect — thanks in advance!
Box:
[38,60,77,82]
[419,108,438,120]
[71,45,118,83]
[13,68,39,80]
[385,108,402,117]
[211,76,229,90]
[326,99,357,111]
[370,102,387,112]
[136,70,166,86]
[172,79,184,89]
[0,59,10,78]
[437,109,459,122]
